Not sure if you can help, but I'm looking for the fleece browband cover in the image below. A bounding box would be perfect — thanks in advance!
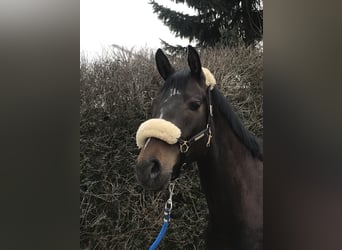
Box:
[136,118,181,149]
[202,67,216,90]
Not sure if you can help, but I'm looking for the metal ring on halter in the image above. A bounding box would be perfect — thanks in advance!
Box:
[179,141,189,153]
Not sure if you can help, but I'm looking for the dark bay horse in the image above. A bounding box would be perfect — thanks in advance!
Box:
[135,46,263,250]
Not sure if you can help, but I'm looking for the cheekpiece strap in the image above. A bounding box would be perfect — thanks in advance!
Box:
[177,87,214,154]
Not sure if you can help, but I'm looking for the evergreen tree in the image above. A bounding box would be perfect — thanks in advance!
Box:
[150,0,263,48]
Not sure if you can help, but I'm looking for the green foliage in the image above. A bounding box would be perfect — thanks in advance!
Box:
[150,0,263,48]
[80,45,262,249]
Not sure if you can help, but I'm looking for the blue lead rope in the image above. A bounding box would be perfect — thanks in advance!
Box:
[149,183,175,250]
[148,210,170,250]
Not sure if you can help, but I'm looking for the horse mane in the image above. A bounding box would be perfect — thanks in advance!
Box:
[212,88,263,161]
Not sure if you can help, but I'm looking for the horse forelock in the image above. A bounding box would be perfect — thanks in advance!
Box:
[160,69,189,98]
[160,67,216,97]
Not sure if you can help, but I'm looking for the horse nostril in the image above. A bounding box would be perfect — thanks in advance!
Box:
[150,159,161,179]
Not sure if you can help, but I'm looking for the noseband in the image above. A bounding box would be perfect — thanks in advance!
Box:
[177,87,213,154]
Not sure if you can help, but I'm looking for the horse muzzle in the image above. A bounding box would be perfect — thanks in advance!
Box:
[136,157,172,190]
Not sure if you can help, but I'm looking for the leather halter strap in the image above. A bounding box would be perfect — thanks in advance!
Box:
[176,87,213,154]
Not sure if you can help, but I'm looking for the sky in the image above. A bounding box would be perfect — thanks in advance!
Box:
[80,0,197,58]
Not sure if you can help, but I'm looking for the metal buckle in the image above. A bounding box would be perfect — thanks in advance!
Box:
[206,127,212,147]
[179,140,189,153]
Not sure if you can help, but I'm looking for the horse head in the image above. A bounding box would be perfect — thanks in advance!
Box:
[135,46,215,190]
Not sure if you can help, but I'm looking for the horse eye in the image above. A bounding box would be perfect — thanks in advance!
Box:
[189,101,201,111]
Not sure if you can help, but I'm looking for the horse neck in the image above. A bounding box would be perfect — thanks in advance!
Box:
[197,105,263,247]
[197,114,248,218]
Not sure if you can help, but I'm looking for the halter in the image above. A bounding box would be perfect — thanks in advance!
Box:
[136,67,216,155]
[177,87,213,154]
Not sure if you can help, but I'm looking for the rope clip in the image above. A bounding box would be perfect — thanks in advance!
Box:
[164,182,175,222]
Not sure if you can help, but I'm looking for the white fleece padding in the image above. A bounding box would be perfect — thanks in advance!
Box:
[136,118,181,148]
[202,67,216,90]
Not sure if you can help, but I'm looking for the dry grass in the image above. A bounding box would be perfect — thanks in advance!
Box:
[80,45,263,249]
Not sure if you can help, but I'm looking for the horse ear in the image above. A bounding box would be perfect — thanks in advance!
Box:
[155,49,174,80]
[187,45,202,79]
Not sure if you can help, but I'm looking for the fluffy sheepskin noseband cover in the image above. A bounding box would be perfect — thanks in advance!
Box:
[136,118,181,149]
